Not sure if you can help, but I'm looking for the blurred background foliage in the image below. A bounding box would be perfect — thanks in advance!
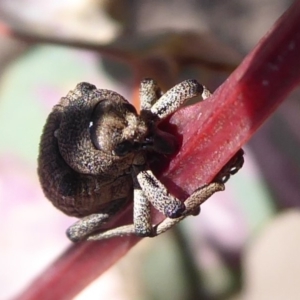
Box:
[0,0,299,299]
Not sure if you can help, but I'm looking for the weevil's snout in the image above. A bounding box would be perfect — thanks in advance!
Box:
[141,129,179,155]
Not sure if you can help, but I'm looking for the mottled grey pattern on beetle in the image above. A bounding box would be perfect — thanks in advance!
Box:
[38,79,243,242]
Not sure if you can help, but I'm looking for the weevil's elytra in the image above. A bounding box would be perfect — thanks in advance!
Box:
[38,79,244,242]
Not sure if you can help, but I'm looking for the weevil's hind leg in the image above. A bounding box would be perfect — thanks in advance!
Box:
[150,79,211,120]
[87,190,152,240]
[87,174,154,241]
[140,78,162,111]
[153,182,225,236]
[67,214,109,242]
[66,198,130,242]
[87,224,136,240]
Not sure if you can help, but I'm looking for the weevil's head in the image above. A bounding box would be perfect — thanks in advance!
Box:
[56,82,178,176]
[90,98,178,159]
[56,83,149,175]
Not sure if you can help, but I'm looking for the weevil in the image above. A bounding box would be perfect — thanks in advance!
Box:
[38,79,244,242]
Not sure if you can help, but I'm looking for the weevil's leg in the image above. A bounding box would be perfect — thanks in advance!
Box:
[66,197,129,242]
[150,79,211,120]
[153,182,224,236]
[132,178,153,236]
[78,175,153,241]
[86,170,154,241]
[201,85,213,100]
[140,78,162,111]
[88,160,154,240]
[86,164,184,241]
[87,185,154,241]
[126,162,154,237]
[87,224,136,240]
[67,213,110,242]
[86,191,152,241]
[87,182,224,240]
[214,149,245,183]
[135,168,186,218]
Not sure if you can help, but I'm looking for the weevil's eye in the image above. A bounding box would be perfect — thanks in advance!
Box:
[89,100,110,150]
[89,121,100,149]
[114,140,134,156]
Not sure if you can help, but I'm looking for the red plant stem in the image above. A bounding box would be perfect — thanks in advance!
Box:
[14,1,300,299]
[160,0,300,193]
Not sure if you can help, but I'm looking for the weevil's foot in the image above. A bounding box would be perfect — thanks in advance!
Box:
[66,228,82,243]
[134,223,154,238]
[190,206,201,216]
[66,226,89,243]
[135,229,156,238]
[164,201,186,218]
[214,149,245,183]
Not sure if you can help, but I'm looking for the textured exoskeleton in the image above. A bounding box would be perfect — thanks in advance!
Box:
[38,79,243,242]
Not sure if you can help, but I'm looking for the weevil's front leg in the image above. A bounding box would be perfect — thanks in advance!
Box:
[150,79,212,120]
[140,78,162,111]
